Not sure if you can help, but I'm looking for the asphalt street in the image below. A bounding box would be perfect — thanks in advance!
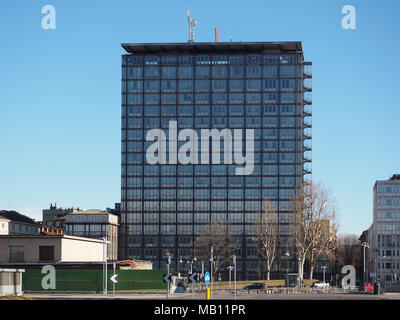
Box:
[22,291,400,300]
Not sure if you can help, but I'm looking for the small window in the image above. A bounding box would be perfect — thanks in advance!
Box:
[9,246,24,262]
[39,246,55,262]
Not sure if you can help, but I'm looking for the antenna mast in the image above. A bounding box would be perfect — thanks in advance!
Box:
[187,8,197,43]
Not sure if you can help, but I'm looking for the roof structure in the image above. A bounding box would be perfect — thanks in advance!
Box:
[71,209,115,215]
[121,41,303,56]
[0,215,11,222]
[0,210,37,225]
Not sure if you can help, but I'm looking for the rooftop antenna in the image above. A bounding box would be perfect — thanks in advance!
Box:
[187,7,197,43]
[215,26,220,42]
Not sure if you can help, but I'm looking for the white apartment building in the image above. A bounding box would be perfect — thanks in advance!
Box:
[368,174,400,286]
[65,209,119,261]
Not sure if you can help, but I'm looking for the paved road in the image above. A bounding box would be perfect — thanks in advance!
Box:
[23,291,400,300]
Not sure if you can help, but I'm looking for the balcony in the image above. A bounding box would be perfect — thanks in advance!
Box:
[303,62,312,79]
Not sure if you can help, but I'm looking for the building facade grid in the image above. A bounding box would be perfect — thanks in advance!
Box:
[120,42,312,279]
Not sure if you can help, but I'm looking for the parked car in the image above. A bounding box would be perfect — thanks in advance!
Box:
[311,281,330,289]
[361,282,374,292]
[243,282,265,291]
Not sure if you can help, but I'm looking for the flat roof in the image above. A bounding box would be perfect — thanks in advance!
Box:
[121,41,303,55]
[0,234,104,243]
[71,209,110,215]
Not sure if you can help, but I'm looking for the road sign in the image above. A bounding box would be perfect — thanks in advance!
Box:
[110,274,118,284]
[168,256,171,265]
[188,273,198,283]
[163,274,172,283]
[204,272,210,285]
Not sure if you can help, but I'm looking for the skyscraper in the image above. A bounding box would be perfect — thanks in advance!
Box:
[120,42,312,279]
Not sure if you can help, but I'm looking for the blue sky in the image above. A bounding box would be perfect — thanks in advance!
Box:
[0,0,399,235]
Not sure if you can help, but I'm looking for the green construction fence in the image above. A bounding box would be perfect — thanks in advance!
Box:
[22,268,167,292]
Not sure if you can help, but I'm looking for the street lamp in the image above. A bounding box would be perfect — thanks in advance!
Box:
[321,265,327,284]
[284,249,290,288]
[361,242,369,291]
[191,257,196,274]
[178,257,183,275]
[383,255,386,292]
[374,248,379,285]
[227,266,234,290]
[297,257,302,288]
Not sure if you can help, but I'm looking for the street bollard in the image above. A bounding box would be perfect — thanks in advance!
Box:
[206,288,211,300]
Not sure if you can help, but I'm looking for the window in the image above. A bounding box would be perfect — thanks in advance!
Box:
[212,93,227,104]
[212,66,227,78]
[39,246,55,262]
[144,80,159,93]
[212,80,226,92]
[161,80,176,92]
[127,67,142,79]
[161,66,176,78]
[178,66,193,79]
[196,66,210,78]
[246,79,261,92]
[9,246,24,262]
[144,67,159,79]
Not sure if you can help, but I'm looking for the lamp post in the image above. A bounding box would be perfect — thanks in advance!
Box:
[297,257,302,288]
[178,257,183,275]
[177,248,181,274]
[284,249,290,289]
[383,255,386,292]
[201,260,204,291]
[321,265,327,284]
[227,266,234,291]
[361,242,370,291]
[233,255,237,300]
[374,248,379,285]
[191,257,196,297]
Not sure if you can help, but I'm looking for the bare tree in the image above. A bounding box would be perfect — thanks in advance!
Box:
[291,181,338,281]
[307,219,338,279]
[255,200,279,280]
[195,222,236,276]
[336,234,362,267]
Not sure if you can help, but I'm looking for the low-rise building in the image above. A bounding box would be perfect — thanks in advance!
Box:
[0,211,39,235]
[42,203,73,229]
[65,209,119,261]
[0,234,104,265]
[0,215,10,235]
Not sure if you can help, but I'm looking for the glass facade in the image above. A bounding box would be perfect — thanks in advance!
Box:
[120,42,312,279]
